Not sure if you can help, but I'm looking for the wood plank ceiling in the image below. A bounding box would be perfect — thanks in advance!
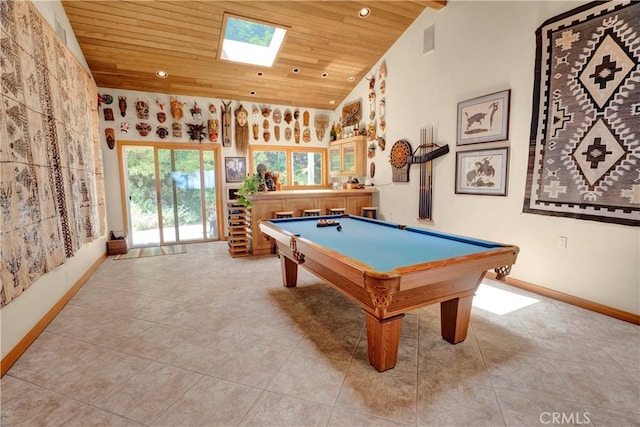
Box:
[62,1,446,110]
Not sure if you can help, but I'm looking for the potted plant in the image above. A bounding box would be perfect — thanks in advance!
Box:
[235,174,264,208]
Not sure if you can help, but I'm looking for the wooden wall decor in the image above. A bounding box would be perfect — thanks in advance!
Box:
[1,1,105,307]
[221,100,231,147]
[234,104,249,152]
[341,100,361,127]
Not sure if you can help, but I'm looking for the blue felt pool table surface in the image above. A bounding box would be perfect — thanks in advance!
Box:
[266,216,507,272]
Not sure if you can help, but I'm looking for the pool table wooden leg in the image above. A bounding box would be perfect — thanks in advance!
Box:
[365,312,405,372]
[440,294,474,344]
[280,255,298,287]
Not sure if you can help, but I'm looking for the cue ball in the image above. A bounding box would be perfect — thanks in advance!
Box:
[337,225,342,231]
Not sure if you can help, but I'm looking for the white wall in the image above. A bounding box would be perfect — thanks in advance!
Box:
[1,0,104,361]
[341,0,639,315]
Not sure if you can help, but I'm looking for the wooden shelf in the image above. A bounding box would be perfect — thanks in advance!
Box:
[227,200,250,257]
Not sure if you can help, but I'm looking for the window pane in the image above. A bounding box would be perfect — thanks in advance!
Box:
[292,151,323,186]
[252,150,287,185]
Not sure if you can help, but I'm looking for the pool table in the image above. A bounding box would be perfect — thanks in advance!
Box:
[259,215,519,372]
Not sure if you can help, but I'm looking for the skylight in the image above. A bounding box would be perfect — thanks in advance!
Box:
[219,14,287,67]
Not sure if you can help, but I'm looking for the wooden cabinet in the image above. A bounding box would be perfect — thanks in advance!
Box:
[328,136,367,177]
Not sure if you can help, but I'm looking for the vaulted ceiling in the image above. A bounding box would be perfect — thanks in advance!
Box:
[62,1,446,110]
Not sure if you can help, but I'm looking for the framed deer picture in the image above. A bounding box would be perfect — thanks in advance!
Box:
[456,90,510,145]
[455,147,509,196]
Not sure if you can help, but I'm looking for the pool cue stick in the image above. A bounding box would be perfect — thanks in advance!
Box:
[419,128,425,219]
[425,126,433,220]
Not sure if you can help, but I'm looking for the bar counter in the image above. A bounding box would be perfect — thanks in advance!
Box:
[245,188,378,255]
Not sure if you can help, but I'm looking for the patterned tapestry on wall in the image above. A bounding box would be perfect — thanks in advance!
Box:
[524,1,640,226]
[0,0,106,306]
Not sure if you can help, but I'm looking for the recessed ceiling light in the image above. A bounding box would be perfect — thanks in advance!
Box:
[256,71,264,76]
[249,91,257,95]
[358,8,371,18]
[347,76,355,82]
[292,67,300,73]
[329,100,335,105]
[321,72,329,78]
[156,70,168,78]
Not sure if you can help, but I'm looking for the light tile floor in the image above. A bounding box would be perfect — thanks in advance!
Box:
[2,242,639,426]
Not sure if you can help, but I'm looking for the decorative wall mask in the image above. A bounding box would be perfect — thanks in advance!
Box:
[208,119,218,142]
[263,131,270,142]
[208,103,217,115]
[285,127,292,141]
[294,121,300,144]
[172,122,182,138]
[368,92,376,120]
[368,142,376,158]
[187,122,207,142]
[156,126,169,139]
[135,99,149,119]
[170,96,185,121]
[103,108,114,121]
[273,109,281,123]
[136,122,152,136]
[221,100,231,147]
[252,106,260,118]
[252,123,259,140]
[118,96,127,117]
[274,125,280,141]
[105,128,115,149]
[377,136,386,150]
[120,122,129,133]
[379,98,385,116]
[284,109,292,124]
[314,114,329,140]
[380,80,386,94]
[190,101,202,119]
[294,109,300,120]
[367,122,377,141]
[261,106,272,117]
[156,100,166,123]
[262,119,269,129]
[303,128,311,143]
[303,110,309,126]
[367,74,375,90]
[102,94,113,104]
[235,104,249,152]
[379,118,386,133]
[379,61,387,79]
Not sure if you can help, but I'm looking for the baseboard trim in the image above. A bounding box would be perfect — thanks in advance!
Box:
[486,272,640,325]
[0,253,107,377]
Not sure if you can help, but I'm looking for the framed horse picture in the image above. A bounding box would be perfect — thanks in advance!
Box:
[455,147,509,196]
[456,90,510,145]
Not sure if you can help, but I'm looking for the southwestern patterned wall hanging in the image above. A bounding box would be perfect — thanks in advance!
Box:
[524,1,639,226]
[1,1,106,306]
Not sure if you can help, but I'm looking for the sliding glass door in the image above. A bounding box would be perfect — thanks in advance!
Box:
[120,142,220,247]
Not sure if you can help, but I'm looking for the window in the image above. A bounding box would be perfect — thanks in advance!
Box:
[218,14,288,67]
[249,146,326,189]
